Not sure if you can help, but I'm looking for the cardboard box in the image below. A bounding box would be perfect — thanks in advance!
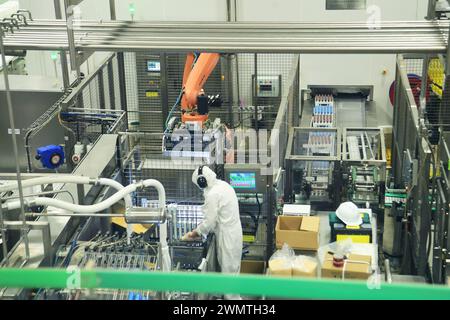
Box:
[321,253,372,280]
[292,257,317,278]
[268,258,292,277]
[276,216,320,251]
[241,260,266,275]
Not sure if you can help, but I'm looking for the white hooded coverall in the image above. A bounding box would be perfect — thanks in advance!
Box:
[192,166,243,298]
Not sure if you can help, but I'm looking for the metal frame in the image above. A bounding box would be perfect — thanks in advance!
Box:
[390,55,434,276]
[432,132,450,283]
[3,266,450,300]
[342,127,387,166]
[285,127,341,162]
[1,20,449,54]
[61,53,116,109]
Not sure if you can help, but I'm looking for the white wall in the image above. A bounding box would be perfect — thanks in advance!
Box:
[238,0,427,22]
[114,0,226,21]
[18,0,227,79]
[0,1,18,18]
[19,0,227,20]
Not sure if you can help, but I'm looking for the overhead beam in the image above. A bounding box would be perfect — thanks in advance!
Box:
[1,20,449,54]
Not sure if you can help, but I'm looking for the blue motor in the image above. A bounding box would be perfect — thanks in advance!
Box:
[35,145,65,169]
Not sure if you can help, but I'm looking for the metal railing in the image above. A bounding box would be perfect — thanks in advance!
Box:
[0,268,450,300]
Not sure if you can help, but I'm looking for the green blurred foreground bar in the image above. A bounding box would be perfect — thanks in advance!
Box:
[1,268,450,300]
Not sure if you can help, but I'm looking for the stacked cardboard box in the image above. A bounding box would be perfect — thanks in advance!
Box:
[275,216,320,251]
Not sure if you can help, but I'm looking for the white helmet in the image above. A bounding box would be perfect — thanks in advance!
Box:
[336,202,362,227]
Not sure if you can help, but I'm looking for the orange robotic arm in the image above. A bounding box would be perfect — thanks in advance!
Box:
[181,52,220,124]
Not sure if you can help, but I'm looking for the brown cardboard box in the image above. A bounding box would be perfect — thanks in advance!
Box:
[292,257,317,278]
[241,260,266,275]
[268,258,292,277]
[321,253,372,280]
[276,216,320,251]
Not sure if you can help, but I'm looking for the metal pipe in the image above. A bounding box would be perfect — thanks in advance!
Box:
[4,32,446,41]
[0,29,30,260]
[365,132,375,160]
[427,0,437,20]
[3,34,445,42]
[253,53,259,148]
[63,0,80,77]
[26,212,124,217]
[17,19,450,28]
[446,28,450,77]
[420,55,430,117]
[117,52,127,116]
[3,190,75,204]
[54,0,70,89]
[4,27,447,36]
[2,21,448,41]
[0,199,8,264]
[385,259,392,283]
[109,0,116,20]
[4,34,447,43]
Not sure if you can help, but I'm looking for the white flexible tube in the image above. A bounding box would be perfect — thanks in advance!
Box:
[3,179,165,214]
[0,175,91,193]
[0,175,132,209]
[2,178,166,246]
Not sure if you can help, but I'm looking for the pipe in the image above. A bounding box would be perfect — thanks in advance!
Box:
[1,175,135,243]
[385,259,393,283]
[3,179,165,245]
[3,190,75,204]
[0,175,132,210]
[0,28,30,260]
[0,200,7,264]
[26,212,124,217]
[2,179,165,216]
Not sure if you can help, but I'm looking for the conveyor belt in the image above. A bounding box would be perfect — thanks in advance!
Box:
[335,97,367,127]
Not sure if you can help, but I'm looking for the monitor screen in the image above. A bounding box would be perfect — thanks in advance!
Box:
[259,84,273,92]
[229,172,256,190]
[147,60,161,72]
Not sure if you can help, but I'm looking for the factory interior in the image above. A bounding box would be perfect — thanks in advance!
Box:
[1,0,450,302]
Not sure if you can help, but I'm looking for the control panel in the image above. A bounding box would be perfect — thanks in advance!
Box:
[224,165,267,194]
[254,75,281,98]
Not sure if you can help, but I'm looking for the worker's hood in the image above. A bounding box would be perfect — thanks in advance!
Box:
[192,166,217,191]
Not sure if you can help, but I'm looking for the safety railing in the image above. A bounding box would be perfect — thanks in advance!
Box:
[268,55,300,175]
[0,268,450,300]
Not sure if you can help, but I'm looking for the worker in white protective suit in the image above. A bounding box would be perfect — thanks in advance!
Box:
[183,165,243,300]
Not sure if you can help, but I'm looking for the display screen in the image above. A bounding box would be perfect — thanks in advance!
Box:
[259,84,273,92]
[147,61,161,72]
[229,172,256,190]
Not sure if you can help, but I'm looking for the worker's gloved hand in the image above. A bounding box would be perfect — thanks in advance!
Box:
[182,231,200,241]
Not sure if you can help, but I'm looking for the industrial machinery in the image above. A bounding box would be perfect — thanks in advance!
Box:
[341,127,387,209]
[162,53,226,160]
[285,127,341,209]
[2,0,450,299]
[224,164,274,260]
